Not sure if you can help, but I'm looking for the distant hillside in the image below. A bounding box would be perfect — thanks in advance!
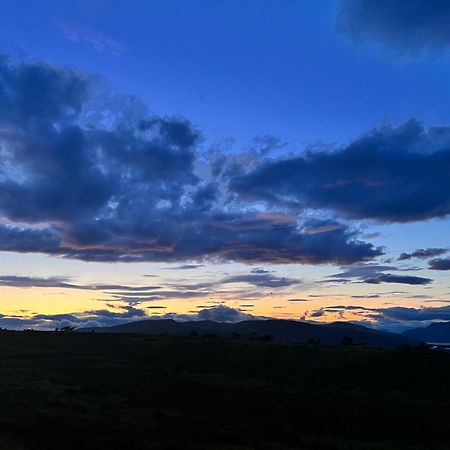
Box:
[403,322,450,343]
[78,318,417,348]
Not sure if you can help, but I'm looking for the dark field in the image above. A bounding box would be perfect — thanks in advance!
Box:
[0,332,450,450]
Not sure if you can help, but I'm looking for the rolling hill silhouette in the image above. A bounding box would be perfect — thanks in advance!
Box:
[403,321,450,343]
[78,319,417,347]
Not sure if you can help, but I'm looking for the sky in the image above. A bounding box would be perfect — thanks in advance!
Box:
[0,0,449,332]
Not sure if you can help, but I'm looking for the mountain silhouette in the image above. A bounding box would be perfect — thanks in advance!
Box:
[78,319,416,347]
[403,322,450,343]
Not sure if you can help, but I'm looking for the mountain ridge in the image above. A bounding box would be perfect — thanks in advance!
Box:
[403,321,450,343]
[78,318,417,348]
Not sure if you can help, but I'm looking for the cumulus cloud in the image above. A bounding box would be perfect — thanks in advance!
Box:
[0,55,381,266]
[337,0,450,55]
[0,305,147,330]
[306,304,450,331]
[140,305,257,324]
[196,305,255,322]
[231,120,450,223]
[429,258,450,270]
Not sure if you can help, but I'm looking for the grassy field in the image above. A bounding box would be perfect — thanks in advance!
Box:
[0,331,449,449]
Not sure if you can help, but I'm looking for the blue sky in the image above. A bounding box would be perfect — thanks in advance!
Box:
[0,0,449,331]
[3,0,450,146]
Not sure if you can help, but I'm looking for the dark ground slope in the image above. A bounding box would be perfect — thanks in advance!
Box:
[0,331,449,450]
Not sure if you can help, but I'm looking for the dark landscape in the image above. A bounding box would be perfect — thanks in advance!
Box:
[79,318,417,348]
[1,329,450,450]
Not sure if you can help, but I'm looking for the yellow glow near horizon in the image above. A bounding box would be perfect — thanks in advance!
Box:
[0,250,447,328]
[0,284,437,327]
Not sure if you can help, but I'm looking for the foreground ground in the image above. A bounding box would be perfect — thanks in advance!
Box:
[0,332,449,449]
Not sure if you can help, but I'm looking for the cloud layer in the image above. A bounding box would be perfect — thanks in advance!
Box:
[329,264,433,285]
[0,55,383,266]
[0,305,255,330]
[307,304,450,332]
[231,120,450,223]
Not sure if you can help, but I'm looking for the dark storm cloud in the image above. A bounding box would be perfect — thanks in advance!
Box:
[398,248,448,261]
[0,224,62,254]
[330,264,433,285]
[0,55,383,266]
[231,120,450,223]
[57,215,381,265]
[429,258,450,270]
[337,0,450,55]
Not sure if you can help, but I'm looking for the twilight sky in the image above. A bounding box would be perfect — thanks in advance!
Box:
[0,0,449,332]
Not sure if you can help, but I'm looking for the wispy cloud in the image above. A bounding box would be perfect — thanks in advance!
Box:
[171,273,301,292]
[329,264,433,286]
[56,21,128,56]
[167,264,206,270]
[0,275,163,291]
